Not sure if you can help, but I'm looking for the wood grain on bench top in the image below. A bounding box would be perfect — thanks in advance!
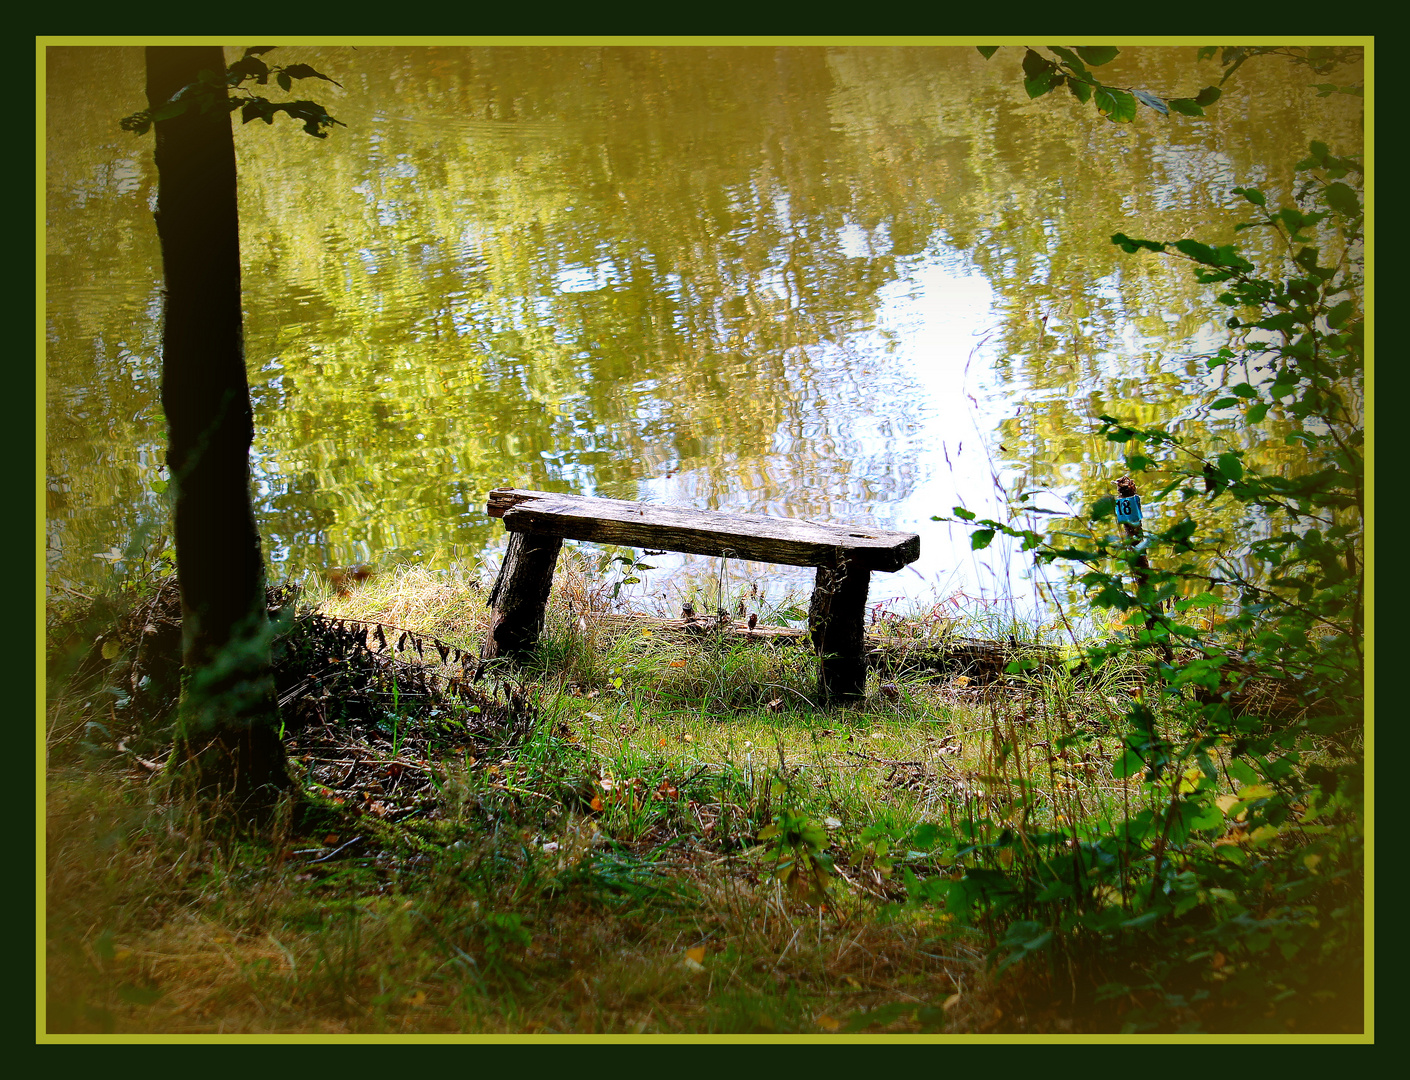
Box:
[486,488,919,573]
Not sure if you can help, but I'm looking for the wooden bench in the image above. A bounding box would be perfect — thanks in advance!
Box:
[480,488,920,702]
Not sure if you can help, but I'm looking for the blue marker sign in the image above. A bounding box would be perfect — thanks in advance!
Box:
[1115,495,1142,524]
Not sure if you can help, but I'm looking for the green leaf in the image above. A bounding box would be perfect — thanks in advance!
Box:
[1194,85,1222,106]
[976,46,1000,60]
[1226,759,1259,786]
[1068,79,1093,104]
[1092,86,1137,122]
[1025,74,1061,99]
[1216,453,1243,482]
[953,506,976,521]
[1074,46,1120,67]
[1022,49,1056,79]
[1323,182,1360,217]
[1110,233,1166,254]
[1245,402,1270,424]
[1232,186,1266,206]
[971,529,996,551]
[1209,397,1240,410]
[1326,300,1356,328]
[1168,98,1204,117]
[1173,238,1217,263]
[1112,748,1145,779]
[225,56,270,83]
[1175,592,1221,610]
[1132,89,1168,115]
[1047,46,1089,74]
[280,63,343,87]
[149,100,188,123]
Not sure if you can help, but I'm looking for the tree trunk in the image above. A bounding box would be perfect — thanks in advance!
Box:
[147,46,290,808]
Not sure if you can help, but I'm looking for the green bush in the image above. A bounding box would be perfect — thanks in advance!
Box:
[917,143,1364,1033]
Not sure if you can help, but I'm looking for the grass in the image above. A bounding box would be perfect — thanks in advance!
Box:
[43,555,1362,1036]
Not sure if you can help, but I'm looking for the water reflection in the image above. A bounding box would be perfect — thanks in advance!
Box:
[44,45,1362,614]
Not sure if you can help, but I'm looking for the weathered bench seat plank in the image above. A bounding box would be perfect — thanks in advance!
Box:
[487,488,918,573]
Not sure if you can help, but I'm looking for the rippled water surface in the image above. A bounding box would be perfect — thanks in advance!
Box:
[45,45,1363,613]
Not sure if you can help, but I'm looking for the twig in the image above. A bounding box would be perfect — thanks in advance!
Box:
[306,835,364,864]
[844,750,925,768]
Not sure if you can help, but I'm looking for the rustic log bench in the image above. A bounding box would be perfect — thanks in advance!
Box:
[480,488,920,702]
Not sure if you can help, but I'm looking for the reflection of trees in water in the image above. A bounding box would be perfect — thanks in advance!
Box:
[45,45,1361,586]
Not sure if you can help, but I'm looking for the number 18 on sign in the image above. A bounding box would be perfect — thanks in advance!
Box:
[1115,495,1142,524]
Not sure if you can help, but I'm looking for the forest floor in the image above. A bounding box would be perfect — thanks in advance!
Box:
[43,557,1366,1038]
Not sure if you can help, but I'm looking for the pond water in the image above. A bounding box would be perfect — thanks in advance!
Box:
[44,45,1363,619]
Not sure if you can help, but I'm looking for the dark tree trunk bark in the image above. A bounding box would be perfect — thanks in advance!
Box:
[147,46,290,808]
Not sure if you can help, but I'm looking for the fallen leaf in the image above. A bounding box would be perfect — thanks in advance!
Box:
[405,990,427,1007]
[590,795,603,811]
[942,992,962,1012]
[669,660,687,668]
[815,1014,841,1032]
[685,946,706,963]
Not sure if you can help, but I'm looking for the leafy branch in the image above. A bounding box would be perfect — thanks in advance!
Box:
[977,46,1222,121]
[1198,45,1364,95]
[979,44,1363,123]
[120,46,344,139]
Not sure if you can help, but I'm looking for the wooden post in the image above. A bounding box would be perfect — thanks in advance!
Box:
[810,558,870,702]
[481,530,563,663]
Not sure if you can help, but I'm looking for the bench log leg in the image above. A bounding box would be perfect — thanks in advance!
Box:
[810,560,870,702]
[482,530,563,663]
